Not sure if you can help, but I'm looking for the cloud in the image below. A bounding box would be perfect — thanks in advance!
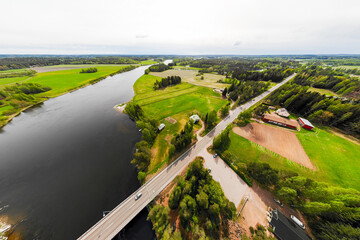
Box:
[234,41,242,46]
[136,35,148,39]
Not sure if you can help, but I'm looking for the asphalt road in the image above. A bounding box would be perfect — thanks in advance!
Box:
[77,73,296,240]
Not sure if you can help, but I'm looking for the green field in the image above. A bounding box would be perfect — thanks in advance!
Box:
[132,74,227,173]
[308,87,338,97]
[224,126,360,190]
[0,65,135,127]
[28,66,131,97]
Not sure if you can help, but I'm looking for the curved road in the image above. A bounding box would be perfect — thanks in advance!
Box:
[78,73,296,240]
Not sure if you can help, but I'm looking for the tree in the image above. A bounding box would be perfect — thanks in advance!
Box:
[196,191,209,210]
[179,195,197,229]
[148,205,170,238]
[220,103,230,118]
[277,187,297,205]
[222,87,227,97]
[169,186,182,209]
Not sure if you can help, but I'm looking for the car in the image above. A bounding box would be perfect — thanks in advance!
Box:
[213,153,218,158]
[274,198,283,207]
[208,168,211,173]
[291,215,305,230]
[135,192,142,200]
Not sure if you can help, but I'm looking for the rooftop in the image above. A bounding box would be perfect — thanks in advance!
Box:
[276,108,290,117]
[270,210,312,240]
[263,113,298,129]
[298,117,315,128]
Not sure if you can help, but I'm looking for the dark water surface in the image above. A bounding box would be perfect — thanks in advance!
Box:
[0,66,155,239]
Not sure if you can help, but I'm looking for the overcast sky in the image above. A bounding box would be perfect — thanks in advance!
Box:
[1,0,360,55]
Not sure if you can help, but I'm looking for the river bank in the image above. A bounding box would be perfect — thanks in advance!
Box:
[0,66,154,240]
[0,65,138,129]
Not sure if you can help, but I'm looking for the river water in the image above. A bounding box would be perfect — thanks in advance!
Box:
[0,66,155,239]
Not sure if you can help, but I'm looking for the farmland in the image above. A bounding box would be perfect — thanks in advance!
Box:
[224,125,360,191]
[149,69,228,89]
[132,74,227,173]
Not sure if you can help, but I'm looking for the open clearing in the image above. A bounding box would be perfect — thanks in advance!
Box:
[133,74,227,174]
[308,87,338,97]
[233,123,315,170]
[226,124,360,190]
[149,69,228,89]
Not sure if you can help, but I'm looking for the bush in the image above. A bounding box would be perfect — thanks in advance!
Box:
[80,67,97,73]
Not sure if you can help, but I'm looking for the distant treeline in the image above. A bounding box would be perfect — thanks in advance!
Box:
[148,63,170,72]
[0,56,151,71]
[153,76,181,90]
[174,58,298,78]
[80,68,97,73]
[268,83,360,137]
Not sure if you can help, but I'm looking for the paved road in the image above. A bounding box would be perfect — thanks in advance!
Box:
[77,73,296,240]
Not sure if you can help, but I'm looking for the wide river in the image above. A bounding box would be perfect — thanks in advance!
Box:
[0,65,155,239]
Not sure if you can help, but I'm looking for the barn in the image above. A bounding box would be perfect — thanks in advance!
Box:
[298,117,315,130]
[262,113,298,130]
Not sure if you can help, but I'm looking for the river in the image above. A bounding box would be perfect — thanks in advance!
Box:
[0,65,155,239]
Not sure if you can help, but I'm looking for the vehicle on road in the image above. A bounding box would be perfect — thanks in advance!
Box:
[291,215,305,230]
[274,198,283,207]
[208,168,211,173]
[135,192,142,200]
[213,153,218,158]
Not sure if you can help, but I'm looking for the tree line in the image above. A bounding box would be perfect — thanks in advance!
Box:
[125,102,159,182]
[170,121,194,155]
[80,68,97,73]
[246,162,360,240]
[148,63,170,72]
[148,158,236,240]
[0,56,151,71]
[153,76,181,90]
[225,80,270,105]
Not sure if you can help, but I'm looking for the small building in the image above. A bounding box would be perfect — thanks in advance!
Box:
[275,108,290,118]
[298,117,315,130]
[158,123,165,132]
[268,106,276,110]
[189,114,200,124]
[263,113,298,130]
[269,209,311,240]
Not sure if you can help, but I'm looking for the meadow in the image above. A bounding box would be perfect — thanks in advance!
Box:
[308,87,338,97]
[0,65,135,127]
[132,74,227,173]
[224,126,360,191]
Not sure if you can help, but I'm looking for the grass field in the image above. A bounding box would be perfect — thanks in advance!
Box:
[0,65,135,127]
[150,69,228,89]
[225,126,360,190]
[308,87,338,97]
[133,74,227,173]
[27,65,131,98]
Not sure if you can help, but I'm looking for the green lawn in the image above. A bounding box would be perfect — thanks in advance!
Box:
[225,126,360,190]
[27,65,132,98]
[0,76,31,87]
[133,74,227,173]
[308,87,338,97]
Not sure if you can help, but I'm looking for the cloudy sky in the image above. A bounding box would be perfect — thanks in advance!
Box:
[1,0,360,55]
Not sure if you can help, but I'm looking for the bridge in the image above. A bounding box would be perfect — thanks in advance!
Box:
[77,74,296,240]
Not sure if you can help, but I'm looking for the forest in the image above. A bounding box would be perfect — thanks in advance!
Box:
[148,158,237,240]
[153,76,181,90]
[267,83,360,137]
[225,80,270,105]
[292,65,360,99]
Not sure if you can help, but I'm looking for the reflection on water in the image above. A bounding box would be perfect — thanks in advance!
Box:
[0,66,155,240]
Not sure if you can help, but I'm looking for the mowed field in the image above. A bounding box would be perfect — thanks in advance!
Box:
[233,123,315,170]
[225,124,360,190]
[150,69,228,89]
[133,74,227,173]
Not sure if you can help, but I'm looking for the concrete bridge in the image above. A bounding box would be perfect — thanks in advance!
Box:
[77,74,296,240]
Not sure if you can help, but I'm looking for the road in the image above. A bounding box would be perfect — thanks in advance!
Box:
[77,73,296,240]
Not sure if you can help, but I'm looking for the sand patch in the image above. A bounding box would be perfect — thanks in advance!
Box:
[233,123,315,170]
[165,117,177,124]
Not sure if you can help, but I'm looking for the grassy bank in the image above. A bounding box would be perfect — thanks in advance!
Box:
[0,65,137,128]
[132,74,227,174]
[223,126,360,190]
